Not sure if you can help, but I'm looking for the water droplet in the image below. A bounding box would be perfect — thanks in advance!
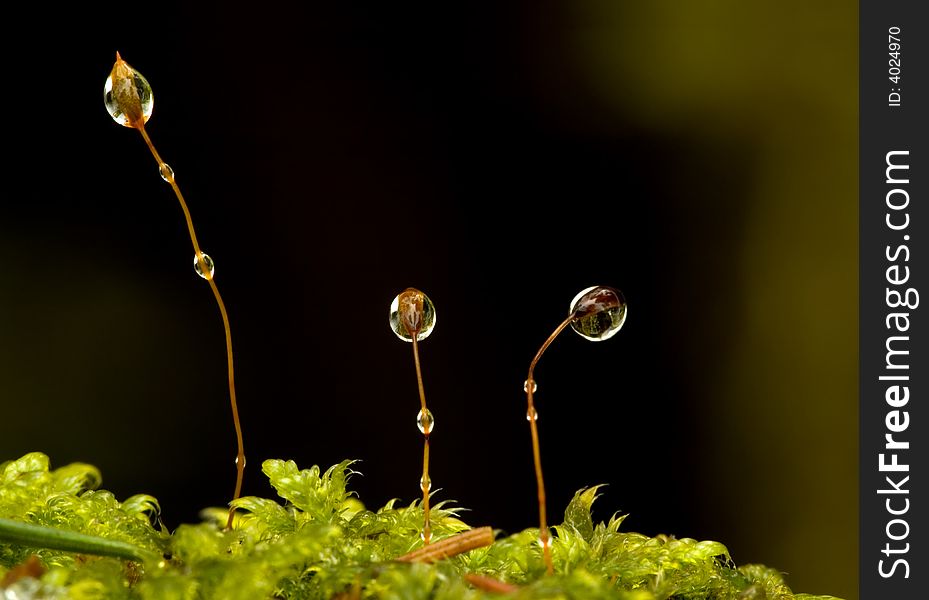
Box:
[420,475,432,492]
[569,286,627,341]
[416,408,435,434]
[389,288,437,342]
[194,252,215,280]
[526,407,539,422]
[159,162,175,182]
[103,53,153,128]
[523,379,537,394]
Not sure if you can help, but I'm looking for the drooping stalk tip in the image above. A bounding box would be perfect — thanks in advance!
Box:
[389,287,437,544]
[525,285,626,574]
[104,53,246,530]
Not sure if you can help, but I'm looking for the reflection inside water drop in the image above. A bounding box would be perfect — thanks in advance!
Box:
[416,408,434,434]
[194,252,215,280]
[389,288,437,342]
[569,286,627,341]
[103,56,154,128]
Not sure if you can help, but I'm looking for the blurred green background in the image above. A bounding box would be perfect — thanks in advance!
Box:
[1,2,856,598]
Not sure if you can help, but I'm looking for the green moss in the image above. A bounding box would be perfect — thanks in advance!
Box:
[0,453,843,599]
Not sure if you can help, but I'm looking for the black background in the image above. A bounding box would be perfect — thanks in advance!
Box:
[1,3,856,597]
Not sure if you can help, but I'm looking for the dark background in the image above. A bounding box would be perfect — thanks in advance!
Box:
[1,3,856,598]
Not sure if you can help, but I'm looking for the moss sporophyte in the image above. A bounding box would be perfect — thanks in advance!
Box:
[103,52,246,531]
[0,54,845,599]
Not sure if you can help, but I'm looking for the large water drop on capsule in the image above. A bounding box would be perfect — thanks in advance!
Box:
[569,286,627,341]
[103,53,153,128]
[194,252,215,280]
[389,288,436,342]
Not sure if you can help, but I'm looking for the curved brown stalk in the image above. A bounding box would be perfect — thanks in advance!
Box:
[136,124,246,530]
[525,313,576,575]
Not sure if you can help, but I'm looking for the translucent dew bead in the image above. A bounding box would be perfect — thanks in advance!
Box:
[389,288,436,342]
[416,408,435,435]
[569,286,627,341]
[159,162,175,182]
[194,252,215,280]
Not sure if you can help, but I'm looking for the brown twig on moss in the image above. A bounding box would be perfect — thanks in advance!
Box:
[395,527,495,563]
[0,555,44,588]
[463,573,519,595]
